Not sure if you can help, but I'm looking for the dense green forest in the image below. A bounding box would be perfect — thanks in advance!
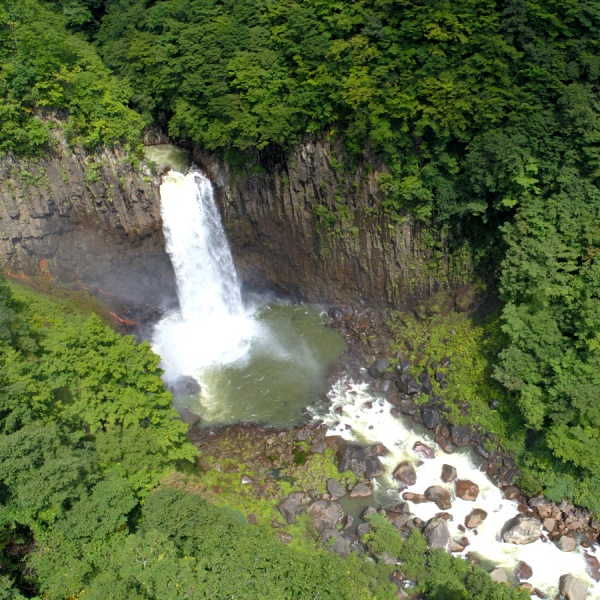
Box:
[0,280,529,598]
[0,0,599,529]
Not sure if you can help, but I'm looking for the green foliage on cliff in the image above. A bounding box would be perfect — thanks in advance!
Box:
[0,0,145,155]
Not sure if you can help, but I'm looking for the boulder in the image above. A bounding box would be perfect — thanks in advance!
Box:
[295,428,311,441]
[278,492,307,524]
[449,425,471,447]
[362,506,378,520]
[502,514,542,545]
[490,568,509,584]
[584,552,600,582]
[370,443,389,456]
[402,492,429,504]
[397,356,411,373]
[337,444,366,478]
[398,372,421,395]
[559,574,588,600]
[169,375,201,398]
[423,517,452,551]
[413,441,435,459]
[399,397,417,415]
[425,485,452,510]
[475,444,490,459]
[349,483,372,498]
[420,405,440,429]
[515,560,533,581]
[369,357,389,378]
[311,441,327,454]
[503,485,520,500]
[308,500,343,532]
[542,517,556,532]
[326,478,345,499]
[455,479,480,501]
[365,455,385,478]
[555,535,577,552]
[434,434,456,454]
[391,514,413,531]
[450,538,469,552]
[320,529,349,556]
[393,461,417,486]
[464,508,488,529]
[418,371,433,395]
[356,522,371,536]
[385,502,411,517]
[441,464,458,482]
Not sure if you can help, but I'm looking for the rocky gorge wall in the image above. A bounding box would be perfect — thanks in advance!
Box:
[0,134,471,312]
[196,138,471,308]
[0,136,176,308]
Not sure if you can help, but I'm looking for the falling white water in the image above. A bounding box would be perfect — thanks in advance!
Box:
[151,167,345,426]
[312,379,600,599]
[153,171,260,379]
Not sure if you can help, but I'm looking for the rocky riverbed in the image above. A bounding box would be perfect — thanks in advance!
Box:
[182,292,600,599]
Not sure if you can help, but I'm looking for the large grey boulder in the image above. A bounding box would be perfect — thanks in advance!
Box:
[441,464,457,482]
[349,483,372,498]
[337,444,366,478]
[584,552,600,582]
[515,560,533,581]
[393,461,417,486]
[449,425,471,446]
[398,372,421,395]
[309,500,343,532]
[169,375,201,398]
[326,478,345,499]
[559,574,588,600]
[420,405,440,429]
[490,568,509,584]
[365,455,385,478]
[555,534,577,552]
[502,514,541,545]
[464,508,488,529]
[424,485,452,510]
[278,492,307,524]
[369,357,389,378]
[455,479,480,501]
[320,528,349,556]
[413,441,435,459]
[423,517,452,551]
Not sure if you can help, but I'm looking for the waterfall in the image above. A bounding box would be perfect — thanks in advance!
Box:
[152,170,258,381]
[160,171,243,322]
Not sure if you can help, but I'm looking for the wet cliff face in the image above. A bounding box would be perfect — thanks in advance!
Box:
[196,139,470,308]
[0,136,176,308]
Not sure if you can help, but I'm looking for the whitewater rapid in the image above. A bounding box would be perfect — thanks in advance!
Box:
[312,379,599,599]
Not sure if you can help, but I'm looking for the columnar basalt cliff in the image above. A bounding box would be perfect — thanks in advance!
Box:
[0,136,175,306]
[0,136,470,310]
[196,138,471,308]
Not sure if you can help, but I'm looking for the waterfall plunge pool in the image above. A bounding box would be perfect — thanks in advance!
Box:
[155,301,346,428]
[144,147,346,428]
